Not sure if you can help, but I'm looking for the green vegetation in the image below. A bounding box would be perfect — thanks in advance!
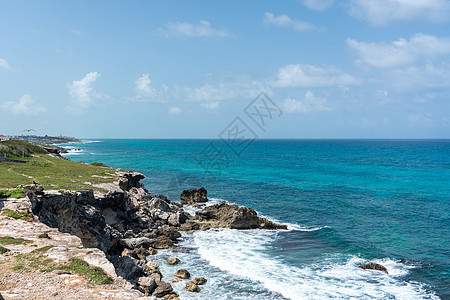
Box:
[0,140,47,159]
[89,162,109,167]
[31,245,54,253]
[0,153,117,192]
[59,258,113,284]
[0,188,26,198]
[0,236,33,245]
[1,209,32,221]
[0,245,9,254]
[38,233,50,239]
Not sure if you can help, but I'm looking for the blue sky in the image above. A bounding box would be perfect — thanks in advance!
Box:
[1,0,450,138]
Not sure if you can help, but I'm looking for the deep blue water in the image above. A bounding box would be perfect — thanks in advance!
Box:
[62,139,450,299]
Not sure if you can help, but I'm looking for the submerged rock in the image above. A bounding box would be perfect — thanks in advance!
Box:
[358,262,388,273]
[192,277,207,285]
[180,187,208,205]
[185,281,200,292]
[195,202,288,230]
[168,257,180,265]
[174,269,190,279]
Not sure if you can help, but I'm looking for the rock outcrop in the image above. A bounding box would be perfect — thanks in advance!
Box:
[358,262,388,273]
[194,202,288,230]
[180,187,208,205]
[27,172,189,284]
[174,269,190,279]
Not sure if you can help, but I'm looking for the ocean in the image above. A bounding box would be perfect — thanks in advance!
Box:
[61,139,450,299]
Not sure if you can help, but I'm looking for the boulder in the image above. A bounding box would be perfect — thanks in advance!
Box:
[163,293,180,300]
[180,187,208,205]
[145,261,159,272]
[168,212,188,226]
[134,246,152,260]
[174,269,190,279]
[195,202,287,230]
[23,182,45,196]
[168,257,180,265]
[185,281,200,292]
[358,262,388,273]
[138,276,157,294]
[152,281,173,297]
[192,277,207,285]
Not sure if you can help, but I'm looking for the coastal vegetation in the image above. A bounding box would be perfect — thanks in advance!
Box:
[0,141,117,191]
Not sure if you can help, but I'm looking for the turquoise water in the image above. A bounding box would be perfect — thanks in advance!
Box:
[62,139,450,299]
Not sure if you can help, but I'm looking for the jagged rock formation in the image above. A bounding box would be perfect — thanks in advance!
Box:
[27,172,194,287]
[194,202,288,230]
[180,187,208,205]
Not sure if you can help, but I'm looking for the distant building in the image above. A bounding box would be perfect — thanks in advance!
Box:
[0,135,9,142]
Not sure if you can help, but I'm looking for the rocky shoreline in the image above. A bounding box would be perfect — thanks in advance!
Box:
[1,168,288,299]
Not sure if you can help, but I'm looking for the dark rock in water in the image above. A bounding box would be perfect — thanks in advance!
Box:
[195,202,288,230]
[174,268,190,279]
[185,281,200,292]
[192,277,207,285]
[168,257,180,265]
[358,262,388,273]
[152,281,173,297]
[180,187,208,205]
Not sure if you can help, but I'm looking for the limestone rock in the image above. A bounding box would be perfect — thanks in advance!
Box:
[174,269,190,279]
[138,276,157,294]
[152,281,173,297]
[180,187,208,205]
[195,202,287,230]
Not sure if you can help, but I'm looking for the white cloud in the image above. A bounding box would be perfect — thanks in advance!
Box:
[264,12,318,32]
[349,0,450,25]
[275,64,358,87]
[129,73,168,102]
[2,94,46,116]
[182,78,269,101]
[0,58,11,70]
[347,34,450,68]
[168,106,181,115]
[160,20,231,38]
[135,74,156,97]
[200,101,219,109]
[301,0,334,10]
[282,91,331,113]
[408,113,434,127]
[67,72,102,112]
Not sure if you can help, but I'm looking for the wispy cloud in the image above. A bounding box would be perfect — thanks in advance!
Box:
[67,72,104,112]
[200,101,219,109]
[275,64,358,87]
[264,12,319,32]
[2,94,46,116]
[0,58,11,71]
[282,91,331,113]
[347,34,450,68]
[168,106,181,115]
[349,0,450,25]
[159,20,232,38]
[181,77,269,102]
[300,0,334,11]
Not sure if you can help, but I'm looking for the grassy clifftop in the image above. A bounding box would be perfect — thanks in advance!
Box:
[0,141,117,191]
